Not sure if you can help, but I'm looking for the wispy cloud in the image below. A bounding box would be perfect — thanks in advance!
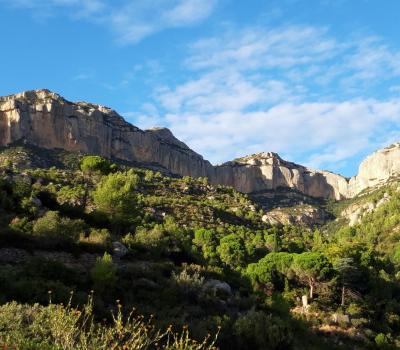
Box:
[185,25,400,95]
[135,24,400,173]
[163,99,400,171]
[109,0,218,44]
[72,73,92,81]
[3,0,104,18]
[1,0,218,43]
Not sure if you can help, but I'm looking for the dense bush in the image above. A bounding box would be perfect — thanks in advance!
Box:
[32,211,85,243]
[93,170,139,228]
[90,253,117,295]
[233,310,293,349]
[80,155,116,175]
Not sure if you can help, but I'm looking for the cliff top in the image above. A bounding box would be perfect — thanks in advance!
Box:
[0,89,118,115]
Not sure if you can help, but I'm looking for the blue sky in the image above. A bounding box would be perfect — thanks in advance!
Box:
[1,0,400,176]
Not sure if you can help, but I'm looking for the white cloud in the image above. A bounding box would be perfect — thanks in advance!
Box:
[163,0,217,25]
[186,26,340,71]
[185,25,400,95]
[1,0,217,43]
[109,0,217,44]
[158,70,296,114]
[3,0,104,17]
[162,100,400,171]
[131,24,400,174]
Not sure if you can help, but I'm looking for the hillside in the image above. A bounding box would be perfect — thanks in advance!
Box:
[0,143,399,349]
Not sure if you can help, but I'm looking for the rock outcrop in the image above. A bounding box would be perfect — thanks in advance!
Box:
[214,152,350,200]
[349,143,400,196]
[1,89,399,200]
[0,90,214,178]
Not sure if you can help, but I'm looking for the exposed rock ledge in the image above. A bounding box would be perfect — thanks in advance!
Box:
[1,89,399,200]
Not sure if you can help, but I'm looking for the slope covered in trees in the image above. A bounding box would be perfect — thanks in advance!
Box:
[0,144,399,349]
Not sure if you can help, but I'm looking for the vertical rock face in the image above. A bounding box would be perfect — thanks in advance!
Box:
[0,90,214,178]
[349,143,400,196]
[1,89,399,200]
[212,153,350,200]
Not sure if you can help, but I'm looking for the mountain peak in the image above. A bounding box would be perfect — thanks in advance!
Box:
[235,152,285,165]
[0,89,399,200]
[0,89,63,103]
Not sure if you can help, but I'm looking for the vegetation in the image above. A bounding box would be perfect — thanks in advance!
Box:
[0,146,400,349]
[0,296,217,350]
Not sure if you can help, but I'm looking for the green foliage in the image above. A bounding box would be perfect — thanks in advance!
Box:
[292,252,332,298]
[247,252,294,290]
[32,211,85,243]
[80,228,112,248]
[134,224,167,249]
[92,170,139,225]
[4,145,400,349]
[90,252,117,294]
[172,264,205,295]
[193,228,219,263]
[375,333,390,349]
[0,298,217,350]
[233,310,293,349]
[292,252,332,281]
[80,155,116,175]
[217,234,247,269]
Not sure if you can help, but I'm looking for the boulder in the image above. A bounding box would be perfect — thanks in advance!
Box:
[112,242,128,258]
[203,279,232,295]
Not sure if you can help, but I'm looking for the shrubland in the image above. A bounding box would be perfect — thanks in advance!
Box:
[0,145,399,349]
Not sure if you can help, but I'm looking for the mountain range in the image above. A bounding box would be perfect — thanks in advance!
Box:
[1,89,399,200]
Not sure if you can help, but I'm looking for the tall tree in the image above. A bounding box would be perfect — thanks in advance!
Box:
[93,170,139,230]
[292,252,332,299]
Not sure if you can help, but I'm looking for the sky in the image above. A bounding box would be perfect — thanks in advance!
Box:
[1,0,400,176]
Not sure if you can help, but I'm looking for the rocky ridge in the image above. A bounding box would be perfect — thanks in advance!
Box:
[1,89,399,200]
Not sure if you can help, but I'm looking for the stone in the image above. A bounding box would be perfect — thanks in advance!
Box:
[112,242,128,258]
[31,197,42,207]
[262,205,327,226]
[203,279,232,295]
[302,295,309,313]
[331,313,351,325]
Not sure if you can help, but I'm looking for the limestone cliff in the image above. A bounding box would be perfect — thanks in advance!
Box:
[1,89,399,200]
[212,153,350,200]
[0,89,214,178]
[349,143,400,196]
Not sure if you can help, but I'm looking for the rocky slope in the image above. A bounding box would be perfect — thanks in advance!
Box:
[1,89,399,200]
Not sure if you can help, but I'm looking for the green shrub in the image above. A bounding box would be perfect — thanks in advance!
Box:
[92,170,139,226]
[80,155,116,175]
[172,264,205,295]
[80,228,112,248]
[0,298,217,350]
[375,333,390,349]
[217,234,247,269]
[233,310,292,349]
[32,211,85,243]
[90,252,117,294]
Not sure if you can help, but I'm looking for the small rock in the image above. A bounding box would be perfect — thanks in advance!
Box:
[31,197,42,207]
[331,313,351,325]
[112,242,128,258]
[203,279,232,295]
